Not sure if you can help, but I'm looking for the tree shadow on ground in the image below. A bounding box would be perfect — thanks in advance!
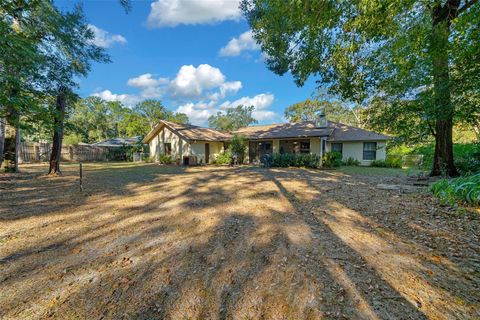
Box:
[1,165,478,319]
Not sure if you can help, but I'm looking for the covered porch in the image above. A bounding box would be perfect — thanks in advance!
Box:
[247,138,323,163]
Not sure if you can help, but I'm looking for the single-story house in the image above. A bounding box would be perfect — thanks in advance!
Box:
[142,120,390,166]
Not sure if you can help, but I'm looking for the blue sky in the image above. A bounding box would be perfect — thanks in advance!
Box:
[56,0,318,126]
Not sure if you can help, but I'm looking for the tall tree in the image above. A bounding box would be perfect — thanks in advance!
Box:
[134,99,169,129]
[242,0,479,176]
[208,105,258,131]
[41,6,109,175]
[0,1,52,172]
[285,99,363,127]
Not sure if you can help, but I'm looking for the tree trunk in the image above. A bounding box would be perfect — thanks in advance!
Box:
[0,118,5,169]
[48,89,67,175]
[15,125,20,172]
[430,3,459,177]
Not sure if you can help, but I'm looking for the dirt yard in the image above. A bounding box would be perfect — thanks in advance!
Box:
[0,163,479,319]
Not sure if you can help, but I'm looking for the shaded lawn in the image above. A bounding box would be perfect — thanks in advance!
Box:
[338,165,424,176]
[0,163,479,319]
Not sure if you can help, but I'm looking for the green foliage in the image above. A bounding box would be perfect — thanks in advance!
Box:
[431,173,480,206]
[285,98,363,127]
[65,97,189,143]
[133,100,169,128]
[371,157,402,168]
[411,143,480,175]
[63,133,83,145]
[230,134,247,164]
[322,152,342,168]
[269,153,321,168]
[213,150,232,165]
[159,154,173,164]
[208,105,257,131]
[342,157,360,166]
[242,0,480,175]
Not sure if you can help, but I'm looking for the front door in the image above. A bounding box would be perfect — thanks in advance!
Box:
[205,143,210,164]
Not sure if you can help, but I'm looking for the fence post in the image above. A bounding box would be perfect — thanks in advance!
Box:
[79,162,83,192]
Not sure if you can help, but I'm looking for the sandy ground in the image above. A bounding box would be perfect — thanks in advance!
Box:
[0,163,479,320]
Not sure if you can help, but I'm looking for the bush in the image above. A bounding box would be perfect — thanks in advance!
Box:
[159,154,173,164]
[213,150,232,164]
[370,156,402,168]
[322,152,342,168]
[269,153,321,168]
[411,142,480,175]
[431,173,480,206]
[386,155,402,168]
[230,134,246,164]
[342,157,360,166]
[370,159,387,167]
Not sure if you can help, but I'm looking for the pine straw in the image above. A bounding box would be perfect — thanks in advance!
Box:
[0,163,479,319]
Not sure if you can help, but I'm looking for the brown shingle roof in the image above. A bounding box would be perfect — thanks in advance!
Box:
[234,122,333,139]
[143,120,231,143]
[143,120,391,144]
[327,121,391,141]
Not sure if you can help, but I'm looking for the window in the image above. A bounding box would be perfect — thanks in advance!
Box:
[331,143,343,156]
[363,142,377,160]
[165,143,172,155]
[300,141,310,153]
[322,139,326,153]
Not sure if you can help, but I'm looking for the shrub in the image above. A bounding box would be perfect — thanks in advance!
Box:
[342,157,360,166]
[322,152,342,168]
[431,173,480,206]
[159,154,173,164]
[454,156,480,176]
[371,156,402,168]
[411,142,479,175]
[213,150,232,164]
[386,155,402,168]
[371,159,387,167]
[230,134,246,164]
[269,153,321,168]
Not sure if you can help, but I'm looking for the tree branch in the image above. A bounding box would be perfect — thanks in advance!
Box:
[457,0,478,15]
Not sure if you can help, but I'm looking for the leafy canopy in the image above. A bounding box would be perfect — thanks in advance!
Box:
[208,105,258,132]
[242,0,480,139]
[285,98,363,127]
[65,97,189,143]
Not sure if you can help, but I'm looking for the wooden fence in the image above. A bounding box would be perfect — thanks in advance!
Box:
[19,142,110,163]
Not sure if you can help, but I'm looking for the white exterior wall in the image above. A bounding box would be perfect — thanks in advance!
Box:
[148,126,190,162]
[310,138,321,156]
[326,141,387,166]
[190,141,224,164]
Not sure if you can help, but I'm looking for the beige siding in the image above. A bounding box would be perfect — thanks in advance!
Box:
[326,141,387,166]
[190,141,224,164]
[272,140,280,153]
[310,138,321,156]
[148,126,189,162]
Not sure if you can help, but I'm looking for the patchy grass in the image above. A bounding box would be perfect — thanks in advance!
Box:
[0,163,479,319]
[338,165,424,176]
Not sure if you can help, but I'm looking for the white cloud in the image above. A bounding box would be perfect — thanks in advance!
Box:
[147,0,241,28]
[127,73,168,89]
[209,81,242,101]
[127,73,169,99]
[252,110,278,121]
[92,90,141,106]
[220,93,275,110]
[88,24,127,48]
[175,101,217,125]
[170,64,226,98]
[219,30,260,57]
